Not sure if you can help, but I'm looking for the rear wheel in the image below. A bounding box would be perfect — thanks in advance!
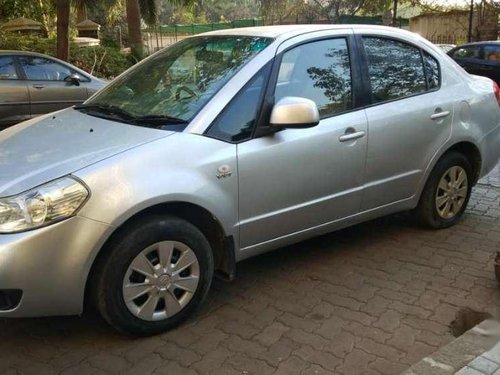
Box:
[93,215,214,336]
[415,152,473,229]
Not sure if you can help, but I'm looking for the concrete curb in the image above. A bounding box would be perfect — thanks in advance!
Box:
[402,320,500,375]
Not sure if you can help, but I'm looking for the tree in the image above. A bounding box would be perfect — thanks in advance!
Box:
[56,0,70,61]
[309,0,392,22]
[127,0,195,61]
[126,0,144,60]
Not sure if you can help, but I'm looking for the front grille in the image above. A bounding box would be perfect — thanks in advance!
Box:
[0,290,22,311]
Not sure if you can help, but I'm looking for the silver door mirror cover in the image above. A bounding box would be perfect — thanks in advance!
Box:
[65,73,81,86]
[270,97,320,128]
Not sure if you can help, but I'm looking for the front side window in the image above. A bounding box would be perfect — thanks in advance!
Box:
[452,46,481,59]
[275,38,352,118]
[19,56,73,81]
[0,56,18,80]
[84,36,272,127]
[363,37,426,103]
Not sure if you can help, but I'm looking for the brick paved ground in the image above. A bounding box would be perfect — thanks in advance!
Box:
[1,168,500,375]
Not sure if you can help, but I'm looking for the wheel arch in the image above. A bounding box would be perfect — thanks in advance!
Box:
[442,141,482,185]
[83,201,236,311]
[416,140,482,206]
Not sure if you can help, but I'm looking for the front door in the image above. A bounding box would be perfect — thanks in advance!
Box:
[18,55,89,117]
[237,36,368,249]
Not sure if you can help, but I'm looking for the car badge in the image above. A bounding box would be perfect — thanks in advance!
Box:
[217,165,232,179]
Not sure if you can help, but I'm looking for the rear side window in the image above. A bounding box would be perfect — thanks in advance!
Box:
[423,51,440,90]
[363,37,427,103]
[0,56,18,80]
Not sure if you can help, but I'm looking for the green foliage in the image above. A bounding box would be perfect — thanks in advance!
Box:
[0,31,131,79]
[70,44,131,79]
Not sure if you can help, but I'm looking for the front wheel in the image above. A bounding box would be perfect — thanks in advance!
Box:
[415,152,473,229]
[92,216,214,336]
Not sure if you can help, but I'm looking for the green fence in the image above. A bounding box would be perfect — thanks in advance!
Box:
[143,16,409,55]
[148,19,264,36]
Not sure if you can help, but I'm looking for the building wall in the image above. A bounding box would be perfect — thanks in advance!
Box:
[410,6,498,44]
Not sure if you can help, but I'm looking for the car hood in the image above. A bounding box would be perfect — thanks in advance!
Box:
[0,108,174,197]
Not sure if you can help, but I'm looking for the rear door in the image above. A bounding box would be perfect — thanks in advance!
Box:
[0,56,30,129]
[359,35,453,210]
[18,55,89,117]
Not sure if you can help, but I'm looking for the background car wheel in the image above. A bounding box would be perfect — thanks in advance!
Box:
[92,215,214,336]
[415,151,473,229]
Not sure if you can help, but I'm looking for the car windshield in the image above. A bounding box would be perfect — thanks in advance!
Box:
[79,35,272,129]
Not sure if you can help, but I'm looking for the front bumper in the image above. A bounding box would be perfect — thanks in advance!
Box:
[0,216,111,317]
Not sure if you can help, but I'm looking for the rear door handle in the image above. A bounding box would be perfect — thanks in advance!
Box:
[430,111,450,121]
[33,84,45,89]
[339,130,366,142]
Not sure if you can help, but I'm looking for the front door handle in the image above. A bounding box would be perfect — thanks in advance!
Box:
[33,84,45,89]
[430,110,450,121]
[339,129,366,142]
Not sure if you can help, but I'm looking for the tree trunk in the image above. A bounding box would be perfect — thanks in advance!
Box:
[392,0,398,27]
[56,0,70,61]
[126,0,143,61]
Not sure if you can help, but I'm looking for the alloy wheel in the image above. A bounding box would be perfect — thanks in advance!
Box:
[435,166,468,219]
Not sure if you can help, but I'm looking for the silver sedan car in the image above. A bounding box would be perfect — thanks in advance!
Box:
[0,51,107,129]
[1,25,499,336]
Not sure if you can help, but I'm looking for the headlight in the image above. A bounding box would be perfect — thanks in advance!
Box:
[0,177,89,233]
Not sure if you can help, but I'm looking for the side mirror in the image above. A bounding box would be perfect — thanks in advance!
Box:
[64,73,81,86]
[270,97,320,129]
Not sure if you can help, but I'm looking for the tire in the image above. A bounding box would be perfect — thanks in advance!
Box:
[415,151,473,229]
[92,215,214,336]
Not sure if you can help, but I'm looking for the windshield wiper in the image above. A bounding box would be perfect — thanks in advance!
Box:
[75,104,188,128]
[132,115,188,125]
[74,103,136,122]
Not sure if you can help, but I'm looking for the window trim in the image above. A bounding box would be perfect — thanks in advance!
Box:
[356,34,442,109]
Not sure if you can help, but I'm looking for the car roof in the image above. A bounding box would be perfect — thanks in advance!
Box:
[201,24,418,39]
[454,41,500,47]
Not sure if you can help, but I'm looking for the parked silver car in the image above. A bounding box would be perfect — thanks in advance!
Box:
[1,25,499,336]
[0,51,107,129]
